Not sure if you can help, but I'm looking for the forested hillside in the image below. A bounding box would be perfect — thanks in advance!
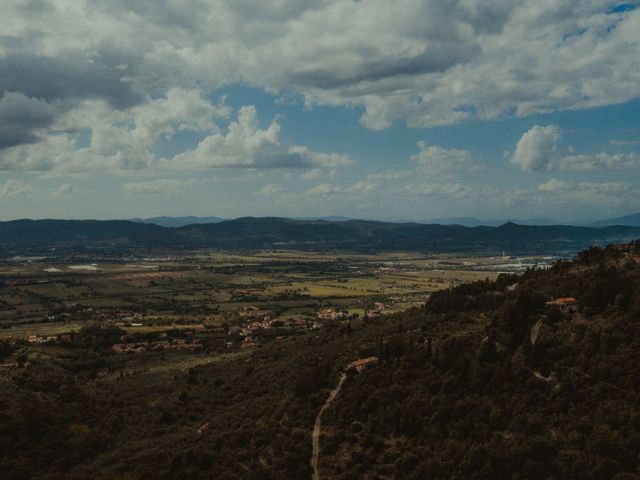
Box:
[1,241,640,479]
[320,241,640,479]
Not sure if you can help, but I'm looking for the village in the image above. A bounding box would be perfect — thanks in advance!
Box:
[0,249,526,371]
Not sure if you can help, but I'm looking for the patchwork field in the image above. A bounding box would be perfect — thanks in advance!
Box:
[0,249,554,339]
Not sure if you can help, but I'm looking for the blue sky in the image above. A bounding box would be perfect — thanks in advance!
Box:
[1,1,639,222]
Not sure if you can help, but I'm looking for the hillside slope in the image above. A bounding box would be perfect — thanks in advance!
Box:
[1,242,640,479]
[319,241,640,479]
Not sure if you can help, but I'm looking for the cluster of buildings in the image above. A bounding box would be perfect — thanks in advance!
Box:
[27,333,73,344]
[318,308,348,321]
[229,315,308,346]
[318,303,385,321]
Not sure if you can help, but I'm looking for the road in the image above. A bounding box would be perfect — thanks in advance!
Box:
[311,371,347,480]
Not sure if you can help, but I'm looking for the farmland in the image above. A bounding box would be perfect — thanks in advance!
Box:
[0,249,554,339]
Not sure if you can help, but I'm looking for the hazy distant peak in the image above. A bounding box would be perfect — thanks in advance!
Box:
[589,213,640,228]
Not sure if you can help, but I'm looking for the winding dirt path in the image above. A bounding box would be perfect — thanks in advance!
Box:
[311,372,347,480]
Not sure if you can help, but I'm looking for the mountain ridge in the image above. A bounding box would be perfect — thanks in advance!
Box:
[1,217,639,254]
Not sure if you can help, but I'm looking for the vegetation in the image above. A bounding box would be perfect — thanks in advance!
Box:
[1,241,639,478]
[320,241,640,478]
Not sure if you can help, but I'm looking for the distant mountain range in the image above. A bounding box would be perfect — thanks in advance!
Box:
[130,216,357,227]
[588,213,640,228]
[425,217,562,227]
[130,213,640,229]
[1,217,639,254]
[130,216,226,227]
[426,214,640,227]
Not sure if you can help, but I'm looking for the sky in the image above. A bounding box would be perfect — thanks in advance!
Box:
[1,0,639,223]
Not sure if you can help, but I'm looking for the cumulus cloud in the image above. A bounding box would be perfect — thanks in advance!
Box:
[511,125,562,172]
[410,141,480,171]
[1,0,638,140]
[0,88,228,172]
[0,179,31,198]
[512,125,640,172]
[172,106,351,169]
[2,0,640,220]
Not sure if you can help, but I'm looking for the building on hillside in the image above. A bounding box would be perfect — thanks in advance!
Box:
[348,356,379,373]
[545,297,578,313]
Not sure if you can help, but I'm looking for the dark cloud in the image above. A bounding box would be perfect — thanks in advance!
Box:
[288,44,478,89]
[0,49,146,149]
[0,92,56,148]
[0,53,144,110]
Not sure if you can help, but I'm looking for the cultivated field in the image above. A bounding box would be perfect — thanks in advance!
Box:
[0,249,552,338]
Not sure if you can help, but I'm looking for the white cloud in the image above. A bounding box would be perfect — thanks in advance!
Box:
[0,179,31,198]
[122,178,197,194]
[172,105,351,169]
[258,184,282,195]
[557,152,640,171]
[2,1,640,221]
[511,125,562,172]
[410,141,480,171]
[0,89,227,173]
[0,100,348,174]
[306,181,376,195]
[538,178,571,191]
[512,125,640,172]
[1,1,639,138]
